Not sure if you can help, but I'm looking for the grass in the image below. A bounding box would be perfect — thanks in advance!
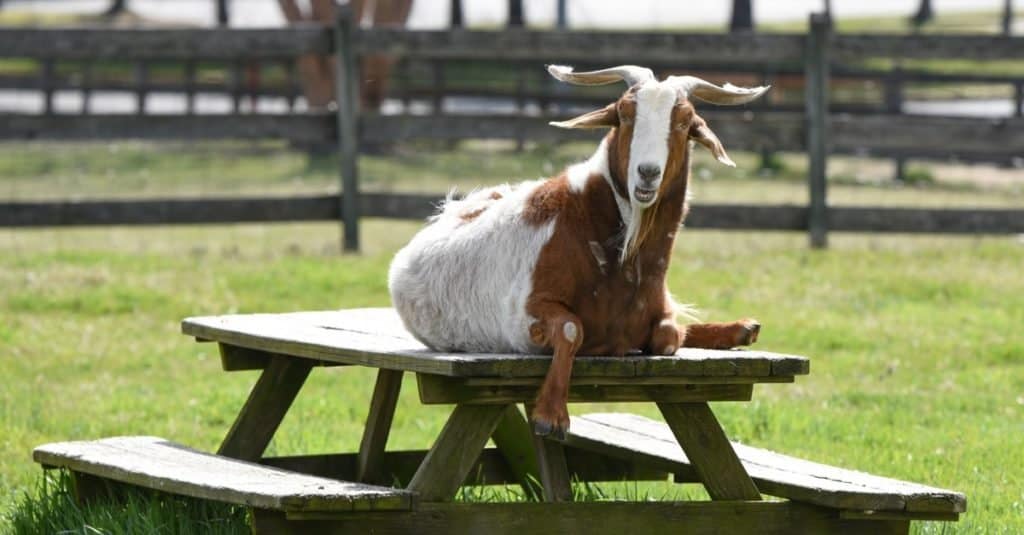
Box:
[1,140,1023,533]
[5,470,248,535]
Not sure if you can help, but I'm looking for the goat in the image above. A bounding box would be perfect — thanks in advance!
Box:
[388,65,770,438]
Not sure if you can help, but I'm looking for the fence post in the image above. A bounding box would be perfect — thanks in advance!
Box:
[335,1,361,252]
[805,13,830,249]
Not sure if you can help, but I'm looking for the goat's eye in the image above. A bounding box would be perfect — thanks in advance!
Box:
[619,116,633,125]
[674,123,687,131]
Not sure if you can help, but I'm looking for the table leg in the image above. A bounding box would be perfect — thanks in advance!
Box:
[490,405,542,500]
[218,354,313,462]
[525,403,573,502]
[356,369,403,484]
[407,403,509,502]
[657,402,761,501]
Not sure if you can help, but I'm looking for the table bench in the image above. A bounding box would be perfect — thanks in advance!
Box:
[33,307,965,534]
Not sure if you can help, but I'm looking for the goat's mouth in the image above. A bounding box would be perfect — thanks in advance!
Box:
[633,187,657,203]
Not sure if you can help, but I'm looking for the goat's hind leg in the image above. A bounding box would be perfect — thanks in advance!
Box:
[526,302,583,440]
[681,319,761,349]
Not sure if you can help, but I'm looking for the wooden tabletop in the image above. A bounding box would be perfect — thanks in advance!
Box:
[182,308,808,380]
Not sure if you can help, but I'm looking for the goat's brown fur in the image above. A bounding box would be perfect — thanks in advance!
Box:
[524,92,760,436]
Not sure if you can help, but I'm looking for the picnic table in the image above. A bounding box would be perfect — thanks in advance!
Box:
[34,308,965,534]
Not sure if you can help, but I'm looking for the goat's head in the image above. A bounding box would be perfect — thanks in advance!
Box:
[548,65,769,209]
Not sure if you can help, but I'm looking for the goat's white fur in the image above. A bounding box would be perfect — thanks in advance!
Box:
[389,139,616,352]
[389,179,557,353]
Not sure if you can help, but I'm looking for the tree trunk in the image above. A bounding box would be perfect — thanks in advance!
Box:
[1002,0,1014,35]
[216,0,229,27]
[103,0,128,17]
[509,0,524,27]
[729,0,754,32]
[910,0,934,27]
[451,0,463,28]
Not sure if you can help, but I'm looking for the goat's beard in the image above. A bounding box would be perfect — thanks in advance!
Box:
[619,200,660,265]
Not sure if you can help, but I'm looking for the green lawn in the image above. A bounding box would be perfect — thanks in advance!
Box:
[1,141,1023,533]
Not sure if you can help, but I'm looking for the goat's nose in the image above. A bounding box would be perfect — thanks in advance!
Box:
[637,164,661,181]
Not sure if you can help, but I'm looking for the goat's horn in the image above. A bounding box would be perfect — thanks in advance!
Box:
[666,75,770,105]
[547,64,655,88]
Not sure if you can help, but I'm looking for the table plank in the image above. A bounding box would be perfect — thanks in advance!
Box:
[34,436,412,512]
[183,309,809,380]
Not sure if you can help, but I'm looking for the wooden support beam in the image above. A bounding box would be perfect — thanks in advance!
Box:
[356,369,403,484]
[657,402,761,501]
[261,448,668,487]
[407,404,509,501]
[218,355,313,462]
[525,405,573,502]
[490,405,542,499]
[417,375,754,405]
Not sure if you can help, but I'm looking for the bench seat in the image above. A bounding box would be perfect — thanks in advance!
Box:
[561,413,965,518]
[33,436,413,512]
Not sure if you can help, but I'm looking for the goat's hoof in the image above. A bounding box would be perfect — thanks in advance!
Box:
[531,418,568,440]
[737,319,761,346]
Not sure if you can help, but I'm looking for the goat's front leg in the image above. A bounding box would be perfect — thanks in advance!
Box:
[527,301,583,440]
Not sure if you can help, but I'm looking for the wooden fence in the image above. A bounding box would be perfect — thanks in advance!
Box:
[1,7,1024,250]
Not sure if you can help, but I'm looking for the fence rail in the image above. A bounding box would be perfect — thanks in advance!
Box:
[1,6,1023,248]
[5,195,1023,236]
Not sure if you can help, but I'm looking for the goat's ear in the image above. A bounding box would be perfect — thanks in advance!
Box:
[549,103,619,129]
[689,118,736,167]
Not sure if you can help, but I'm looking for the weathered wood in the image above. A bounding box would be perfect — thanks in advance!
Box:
[229,60,243,114]
[805,13,830,249]
[336,3,361,252]
[490,405,542,499]
[0,73,300,97]
[80,61,93,115]
[831,114,1024,159]
[525,405,573,502]
[0,114,333,142]
[356,369,403,484]
[13,195,1022,234]
[564,412,966,515]
[407,403,510,501]
[218,355,312,462]
[184,59,197,115]
[828,206,1024,234]
[417,374,754,404]
[33,436,413,512]
[355,29,805,63]
[134,62,148,115]
[361,112,805,152]
[0,27,331,59]
[0,195,339,227]
[218,344,347,371]
[261,447,667,487]
[41,58,55,115]
[831,33,1024,61]
[182,308,810,380]
[657,403,762,501]
[840,510,960,522]
[252,501,910,535]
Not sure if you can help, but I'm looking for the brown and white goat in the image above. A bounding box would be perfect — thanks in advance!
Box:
[389,65,769,437]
